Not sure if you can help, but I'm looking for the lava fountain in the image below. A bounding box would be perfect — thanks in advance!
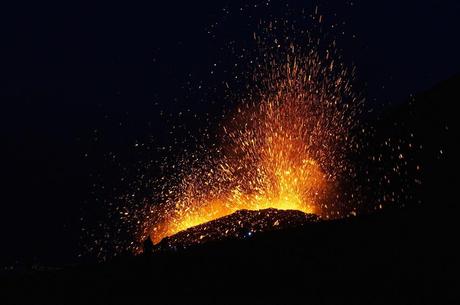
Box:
[147,37,361,245]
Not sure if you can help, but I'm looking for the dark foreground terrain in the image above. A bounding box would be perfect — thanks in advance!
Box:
[1,76,458,304]
[155,208,319,250]
[1,204,457,305]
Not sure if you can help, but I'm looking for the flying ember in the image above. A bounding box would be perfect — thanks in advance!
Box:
[147,33,361,245]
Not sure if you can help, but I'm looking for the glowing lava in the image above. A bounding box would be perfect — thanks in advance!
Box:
[148,41,359,245]
[151,159,326,244]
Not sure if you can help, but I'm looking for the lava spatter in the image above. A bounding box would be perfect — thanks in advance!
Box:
[147,32,361,245]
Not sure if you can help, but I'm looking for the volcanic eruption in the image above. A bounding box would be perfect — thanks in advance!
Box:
[144,28,362,247]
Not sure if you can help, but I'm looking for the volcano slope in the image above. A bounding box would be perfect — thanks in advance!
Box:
[1,75,458,305]
[155,208,320,250]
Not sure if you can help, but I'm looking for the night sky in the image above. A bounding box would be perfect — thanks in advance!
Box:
[1,1,459,266]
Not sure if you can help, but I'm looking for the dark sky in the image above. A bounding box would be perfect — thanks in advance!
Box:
[1,1,459,266]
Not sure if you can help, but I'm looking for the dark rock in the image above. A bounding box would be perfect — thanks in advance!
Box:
[156,208,319,251]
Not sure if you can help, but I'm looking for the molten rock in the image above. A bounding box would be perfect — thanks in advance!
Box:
[154,208,319,250]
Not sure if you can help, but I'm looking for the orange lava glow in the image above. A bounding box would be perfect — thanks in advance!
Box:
[151,159,327,244]
[148,38,359,245]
